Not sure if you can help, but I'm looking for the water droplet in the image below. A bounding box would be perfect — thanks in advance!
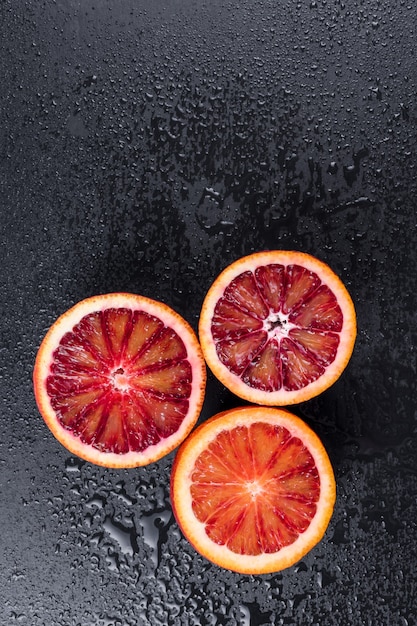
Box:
[103,516,137,557]
[64,457,85,472]
[140,510,172,568]
[86,494,106,509]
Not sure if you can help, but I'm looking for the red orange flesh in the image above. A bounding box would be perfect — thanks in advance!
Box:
[33,293,206,467]
[199,251,357,405]
[171,406,336,574]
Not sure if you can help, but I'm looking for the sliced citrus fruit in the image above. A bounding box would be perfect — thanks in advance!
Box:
[33,293,206,468]
[171,406,336,574]
[199,250,356,405]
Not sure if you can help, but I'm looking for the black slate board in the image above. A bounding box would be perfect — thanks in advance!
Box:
[1,1,416,624]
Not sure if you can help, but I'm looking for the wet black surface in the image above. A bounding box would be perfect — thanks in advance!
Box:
[1,0,416,624]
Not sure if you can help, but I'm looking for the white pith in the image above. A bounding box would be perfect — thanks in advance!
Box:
[262,311,297,340]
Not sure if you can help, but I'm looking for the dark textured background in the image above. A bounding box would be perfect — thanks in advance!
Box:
[1,0,416,624]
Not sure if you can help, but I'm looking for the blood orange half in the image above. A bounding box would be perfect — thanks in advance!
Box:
[171,406,336,574]
[33,293,206,468]
[199,250,356,405]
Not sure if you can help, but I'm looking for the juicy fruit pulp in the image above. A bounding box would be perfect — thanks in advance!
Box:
[213,264,341,391]
[199,251,357,405]
[34,294,206,467]
[171,406,336,574]
[191,421,319,554]
[49,308,192,453]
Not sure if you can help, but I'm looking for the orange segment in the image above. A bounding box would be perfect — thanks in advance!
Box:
[33,293,206,468]
[123,397,159,451]
[51,330,109,375]
[280,338,325,391]
[74,398,109,444]
[131,326,187,370]
[282,264,321,314]
[199,250,357,405]
[102,307,132,358]
[92,394,128,454]
[289,285,343,330]
[254,263,285,312]
[134,391,190,438]
[73,312,113,365]
[224,271,269,319]
[51,388,105,428]
[130,361,192,397]
[124,311,163,360]
[211,298,263,340]
[242,338,281,391]
[171,406,336,574]
[216,331,268,376]
[289,328,339,366]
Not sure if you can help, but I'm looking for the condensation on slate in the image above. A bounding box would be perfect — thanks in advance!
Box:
[1,0,416,624]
